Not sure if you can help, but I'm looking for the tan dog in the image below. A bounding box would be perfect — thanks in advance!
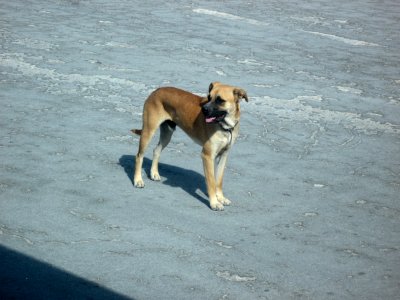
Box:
[132,82,248,210]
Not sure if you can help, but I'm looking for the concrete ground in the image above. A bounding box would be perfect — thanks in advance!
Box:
[1,0,399,299]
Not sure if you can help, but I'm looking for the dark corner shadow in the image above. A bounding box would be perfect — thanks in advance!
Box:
[118,155,210,208]
[0,245,133,300]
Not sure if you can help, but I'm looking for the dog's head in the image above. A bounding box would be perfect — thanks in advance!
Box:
[202,82,248,129]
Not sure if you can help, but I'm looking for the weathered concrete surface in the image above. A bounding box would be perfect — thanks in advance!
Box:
[1,0,399,299]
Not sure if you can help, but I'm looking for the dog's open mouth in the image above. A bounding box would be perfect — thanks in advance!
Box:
[205,111,227,123]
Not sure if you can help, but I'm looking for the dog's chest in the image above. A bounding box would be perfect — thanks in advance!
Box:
[211,129,237,153]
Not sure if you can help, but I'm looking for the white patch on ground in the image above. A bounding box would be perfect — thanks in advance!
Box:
[313,184,325,188]
[215,69,226,76]
[304,212,319,217]
[301,30,380,46]
[238,58,265,66]
[216,271,256,282]
[337,86,363,95]
[98,20,113,25]
[102,135,133,142]
[215,241,233,249]
[250,96,400,134]
[105,41,137,49]
[252,83,278,88]
[193,8,268,26]
[296,95,323,102]
[0,53,145,90]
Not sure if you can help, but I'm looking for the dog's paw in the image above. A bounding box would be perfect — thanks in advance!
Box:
[134,179,145,188]
[218,196,231,206]
[150,172,161,181]
[210,201,224,211]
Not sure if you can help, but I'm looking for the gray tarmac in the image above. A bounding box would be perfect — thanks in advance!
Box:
[1,0,399,299]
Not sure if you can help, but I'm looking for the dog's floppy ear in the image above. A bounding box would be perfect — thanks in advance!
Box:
[209,81,221,93]
[233,88,248,102]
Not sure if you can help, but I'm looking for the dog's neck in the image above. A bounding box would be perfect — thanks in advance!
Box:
[219,119,238,132]
[219,120,239,146]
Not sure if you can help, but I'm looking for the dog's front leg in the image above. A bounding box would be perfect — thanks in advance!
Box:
[215,150,231,206]
[201,149,224,211]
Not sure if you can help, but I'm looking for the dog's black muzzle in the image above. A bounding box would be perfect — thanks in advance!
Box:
[202,104,227,124]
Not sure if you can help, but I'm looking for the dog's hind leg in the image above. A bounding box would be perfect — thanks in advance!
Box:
[134,112,161,188]
[150,120,176,181]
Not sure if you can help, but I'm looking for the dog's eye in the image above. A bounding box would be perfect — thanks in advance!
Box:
[215,96,225,105]
[207,94,211,102]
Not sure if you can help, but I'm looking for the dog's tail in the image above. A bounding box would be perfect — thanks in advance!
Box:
[131,129,142,136]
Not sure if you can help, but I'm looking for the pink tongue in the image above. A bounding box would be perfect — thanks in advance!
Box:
[206,117,216,123]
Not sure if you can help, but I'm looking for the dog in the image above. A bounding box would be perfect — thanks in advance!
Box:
[132,82,248,210]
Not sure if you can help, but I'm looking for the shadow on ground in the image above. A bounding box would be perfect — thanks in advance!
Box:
[119,155,209,207]
[0,245,133,300]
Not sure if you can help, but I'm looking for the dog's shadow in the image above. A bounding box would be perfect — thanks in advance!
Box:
[118,155,209,207]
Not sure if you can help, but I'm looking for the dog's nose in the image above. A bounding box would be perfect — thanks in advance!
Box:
[202,104,210,115]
